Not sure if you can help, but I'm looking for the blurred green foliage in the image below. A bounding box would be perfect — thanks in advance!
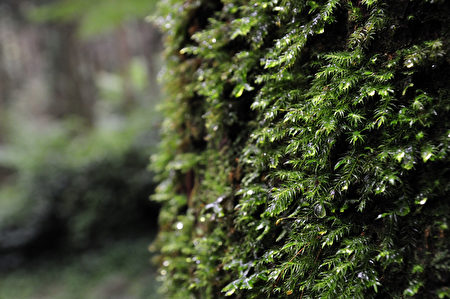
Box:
[0,44,162,257]
[28,0,157,37]
[0,104,160,252]
[0,238,162,299]
[152,0,449,298]
[0,0,163,296]
[97,57,155,111]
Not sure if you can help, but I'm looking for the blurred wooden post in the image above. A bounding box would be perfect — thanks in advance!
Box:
[45,22,96,125]
[0,20,10,144]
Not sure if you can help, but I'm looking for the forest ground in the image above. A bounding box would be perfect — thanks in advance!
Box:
[0,236,162,299]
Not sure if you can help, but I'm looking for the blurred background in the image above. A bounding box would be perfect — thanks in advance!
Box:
[0,0,163,298]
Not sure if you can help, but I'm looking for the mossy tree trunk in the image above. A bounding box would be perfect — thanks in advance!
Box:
[152,0,450,298]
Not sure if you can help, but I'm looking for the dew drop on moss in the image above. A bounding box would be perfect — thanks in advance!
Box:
[357,272,369,280]
[405,59,414,68]
[314,204,326,218]
[315,27,324,34]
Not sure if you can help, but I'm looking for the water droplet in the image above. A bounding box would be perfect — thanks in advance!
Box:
[315,27,325,34]
[405,59,414,68]
[314,204,326,218]
[176,222,184,230]
[357,272,369,280]
[422,150,432,162]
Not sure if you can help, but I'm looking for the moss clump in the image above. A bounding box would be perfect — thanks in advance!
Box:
[152,0,450,298]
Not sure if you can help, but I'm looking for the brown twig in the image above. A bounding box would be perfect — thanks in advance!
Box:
[272,244,308,295]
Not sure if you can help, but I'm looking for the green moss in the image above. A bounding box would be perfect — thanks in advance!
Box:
[152,0,450,297]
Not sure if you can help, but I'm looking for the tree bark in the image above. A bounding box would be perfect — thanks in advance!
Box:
[45,23,96,125]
